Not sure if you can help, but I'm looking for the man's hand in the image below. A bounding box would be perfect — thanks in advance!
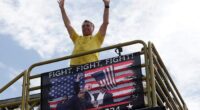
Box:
[76,73,84,82]
[103,0,110,6]
[58,0,65,8]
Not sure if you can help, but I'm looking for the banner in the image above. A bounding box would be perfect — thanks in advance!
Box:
[41,52,144,110]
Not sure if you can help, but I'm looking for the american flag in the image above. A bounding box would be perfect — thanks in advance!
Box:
[91,65,116,90]
[84,60,137,108]
[48,73,84,110]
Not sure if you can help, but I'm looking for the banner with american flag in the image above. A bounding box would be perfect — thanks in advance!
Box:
[41,52,144,110]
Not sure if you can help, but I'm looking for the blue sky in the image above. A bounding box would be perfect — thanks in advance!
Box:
[1,0,200,109]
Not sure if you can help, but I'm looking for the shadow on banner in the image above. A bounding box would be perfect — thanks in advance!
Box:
[41,52,144,110]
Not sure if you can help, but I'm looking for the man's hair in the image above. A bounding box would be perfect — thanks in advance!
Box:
[83,20,95,30]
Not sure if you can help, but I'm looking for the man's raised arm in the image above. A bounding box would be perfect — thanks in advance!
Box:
[58,0,77,41]
[98,0,110,37]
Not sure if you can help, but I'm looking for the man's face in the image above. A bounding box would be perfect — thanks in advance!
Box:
[78,90,85,99]
[82,21,94,36]
[99,83,107,93]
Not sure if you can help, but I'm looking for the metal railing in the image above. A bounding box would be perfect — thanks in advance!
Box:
[0,40,187,110]
[148,42,188,110]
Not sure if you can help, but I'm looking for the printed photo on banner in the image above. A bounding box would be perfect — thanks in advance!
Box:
[41,52,144,110]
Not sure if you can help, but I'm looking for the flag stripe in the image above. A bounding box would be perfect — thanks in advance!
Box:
[106,68,112,88]
[112,88,134,96]
[113,91,134,98]
[48,97,66,109]
[109,86,134,93]
[114,96,131,102]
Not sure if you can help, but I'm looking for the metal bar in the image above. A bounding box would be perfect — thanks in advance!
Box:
[30,101,40,110]
[183,104,188,110]
[153,54,183,110]
[140,64,146,67]
[28,40,147,69]
[0,98,40,108]
[154,66,180,110]
[142,76,146,80]
[148,42,157,107]
[151,44,187,109]
[143,88,147,93]
[155,80,174,110]
[156,93,164,107]
[0,71,25,93]
[29,74,41,79]
[142,42,151,107]
[29,86,41,91]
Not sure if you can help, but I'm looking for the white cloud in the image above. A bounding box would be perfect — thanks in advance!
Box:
[1,0,162,58]
[0,0,69,58]
[105,0,173,44]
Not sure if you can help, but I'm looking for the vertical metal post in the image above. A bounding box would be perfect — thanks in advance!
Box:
[148,42,157,107]
[21,71,27,110]
[25,69,32,110]
[143,46,152,107]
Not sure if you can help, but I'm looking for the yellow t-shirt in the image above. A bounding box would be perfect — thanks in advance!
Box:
[70,30,105,65]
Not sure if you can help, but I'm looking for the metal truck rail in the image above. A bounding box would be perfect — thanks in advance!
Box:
[0,40,187,110]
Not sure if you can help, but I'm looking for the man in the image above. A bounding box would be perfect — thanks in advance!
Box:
[74,73,113,109]
[56,73,87,110]
[89,71,114,107]
[58,0,110,66]
[84,83,114,108]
